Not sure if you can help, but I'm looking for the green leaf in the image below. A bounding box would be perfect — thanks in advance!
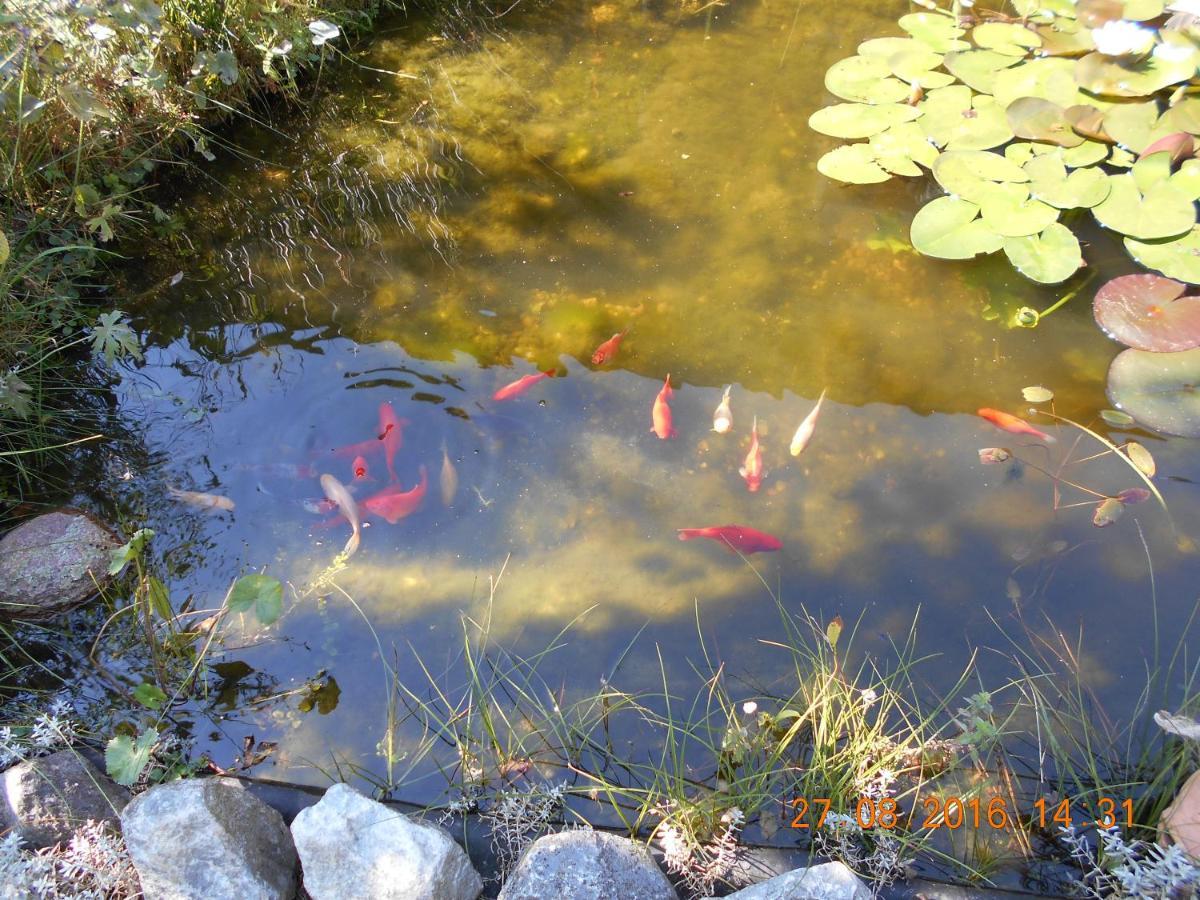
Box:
[1007,97,1085,147]
[1061,140,1109,167]
[147,576,172,620]
[1092,173,1197,239]
[993,57,1082,108]
[934,149,1029,202]
[133,682,168,710]
[918,86,1013,150]
[1132,150,1173,193]
[59,83,114,122]
[1023,386,1055,402]
[869,121,939,175]
[1076,50,1197,98]
[1126,227,1200,283]
[977,183,1060,237]
[0,374,32,419]
[1003,223,1083,283]
[808,103,921,139]
[1107,346,1200,437]
[209,50,239,85]
[942,49,1020,94]
[885,47,955,88]
[972,22,1042,57]
[106,729,157,787]
[1124,440,1157,476]
[108,528,155,576]
[1101,409,1136,426]
[91,310,143,364]
[826,615,844,650]
[0,229,8,267]
[910,196,1004,259]
[1024,153,1111,208]
[899,11,969,53]
[816,144,891,184]
[1093,497,1125,527]
[227,574,284,625]
[824,56,911,104]
[1103,101,1163,154]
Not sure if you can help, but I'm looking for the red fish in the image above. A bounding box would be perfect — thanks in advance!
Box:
[977,408,1056,444]
[377,401,406,482]
[740,416,764,492]
[493,370,554,402]
[677,525,782,554]
[651,374,676,439]
[362,466,428,524]
[352,456,369,480]
[591,328,628,365]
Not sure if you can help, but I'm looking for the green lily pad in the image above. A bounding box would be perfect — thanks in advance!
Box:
[1169,159,1200,200]
[825,56,913,104]
[1024,152,1112,207]
[1035,21,1097,56]
[1107,346,1200,437]
[994,57,1083,108]
[1076,51,1197,98]
[899,11,970,53]
[1003,222,1084,283]
[1007,97,1086,146]
[817,144,892,184]
[1122,0,1166,20]
[918,86,1014,150]
[910,196,1005,258]
[1158,97,1200,136]
[885,47,956,88]
[942,49,1021,94]
[977,182,1061,236]
[973,22,1043,57]
[934,149,1029,202]
[1101,100,1160,153]
[1093,273,1200,350]
[1131,149,1173,192]
[1062,140,1110,166]
[1004,141,1051,165]
[808,103,922,139]
[1126,227,1200,283]
[869,121,939,175]
[858,37,926,58]
[1110,145,1137,167]
[1092,172,1197,239]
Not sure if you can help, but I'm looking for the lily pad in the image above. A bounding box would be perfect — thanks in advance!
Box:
[919,86,1014,150]
[1008,97,1086,146]
[1092,172,1197,239]
[1107,346,1200,437]
[1003,223,1084,282]
[1023,385,1055,402]
[869,121,939,175]
[1024,152,1111,207]
[1093,497,1125,526]
[1158,97,1200,136]
[825,56,913,104]
[977,182,1061,237]
[1132,149,1174,192]
[910,196,1005,259]
[1093,273,1200,350]
[1123,0,1166,19]
[808,103,922,139]
[899,11,970,53]
[1076,51,1197,98]
[1062,140,1111,166]
[886,48,956,89]
[942,49,1021,94]
[1123,440,1157,475]
[973,22,1043,57]
[1126,227,1200,283]
[817,144,892,184]
[1065,104,1112,143]
[994,57,1083,108]
[934,149,1030,202]
[858,37,927,58]
[1101,100,1161,153]
[1102,408,1136,426]
[1035,21,1097,56]
[1141,132,1196,163]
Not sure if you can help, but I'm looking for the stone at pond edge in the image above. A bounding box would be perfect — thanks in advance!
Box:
[291,782,482,900]
[121,777,297,900]
[702,861,872,900]
[1,749,130,849]
[0,509,119,620]
[497,829,677,900]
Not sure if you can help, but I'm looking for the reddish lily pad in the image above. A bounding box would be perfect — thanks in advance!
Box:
[1140,132,1196,163]
[1107,346,1200,437]
[1093,274,1200,351]
[1117,487,1152,504]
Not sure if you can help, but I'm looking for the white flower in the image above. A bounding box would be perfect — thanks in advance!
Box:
[1092,20,1156,56]
[741,701,757,716]
[270,39,293,57]
[860,687,879,707]
[308,19,340,46]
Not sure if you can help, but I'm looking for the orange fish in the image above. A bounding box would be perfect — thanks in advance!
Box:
[377,402,407,482]
[651,374,676,439]
[352,456,369,480]
[739,415,764,492]
[977,408,1055,444]
[677,524,782,554]
[591,328,628,365]
[362,466,428,524]
[493,370,554,402]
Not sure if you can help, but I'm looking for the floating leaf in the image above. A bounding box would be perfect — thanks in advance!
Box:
[869,122,939,175]
[808,103,921,139]
[817,144,891,184]
[974,22,1043,57]
[910,196,1004,258]
[858,37,924,58]
[1107,346,1200,437]
[1123,440,1157,475]
[1076,50,1197,97]
[825,56,912,104]
[1126,226,1200,283]
[1023,385,1055,402]
[1024,153,1111,207]
[977,182,1060,237]
[918,86,1014,150]
[1140,131,1195,162]
[1093,497,1125,526]
[1062,140,1110,166]
[899,11,970,52]
[1035,20,1097,56]
[1092,173,1197,239]
[934,149,1029,201]
[1132,150,1174,192]
[1123,0,1166,19]
[1093,273,1200,350]
[1158,97,1200,137]
[106,730,157,787]
[133,682,167,710]
[942,49,1020,94]
[1004,223,1083,282]
[1007,97,1086,147]
[979,447,1012,463]
[227,574,284,625]
[994,57,1083,108]
[885,47,956,88]
[1118,487,1152,503]
[1065,104,1112,143]
[1102,100,1160,153]
[1102,408,1136,425]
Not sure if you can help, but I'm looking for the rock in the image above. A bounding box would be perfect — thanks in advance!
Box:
[497,829,676,900]
[291,782,481,900]
[1,750,130,849]
[0,510,119,620]
[704,861,873,900]
[121,777,297,899]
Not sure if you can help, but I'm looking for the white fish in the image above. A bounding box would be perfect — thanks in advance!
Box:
[320,473,361,558]
[440,441,458,508]
[168,487,235,512]
[789,389,827,457]
[712,385,732,434]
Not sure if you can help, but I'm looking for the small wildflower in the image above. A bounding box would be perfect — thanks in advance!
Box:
[741,701,758,716]
[860,687,879,707]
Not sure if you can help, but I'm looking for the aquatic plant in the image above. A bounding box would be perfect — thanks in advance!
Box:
[809,0,1200,286]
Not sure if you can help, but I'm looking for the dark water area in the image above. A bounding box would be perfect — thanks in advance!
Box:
[103,0,1200,881]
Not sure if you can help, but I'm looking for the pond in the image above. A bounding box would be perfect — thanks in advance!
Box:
[110,0,1199,884]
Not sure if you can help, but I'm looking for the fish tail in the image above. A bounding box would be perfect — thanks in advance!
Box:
[722,385,731,399]
[677,529,700,541]
[344,530,361,558]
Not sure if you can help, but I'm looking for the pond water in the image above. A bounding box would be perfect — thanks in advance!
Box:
[114,0,1198,876]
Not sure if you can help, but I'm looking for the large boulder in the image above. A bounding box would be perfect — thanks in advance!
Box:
[0,510,119,620]
[497,829,677,900]
[291,782,481,900]
[704,862,873,900]
[1,749,130,849]
[121,777,297,900]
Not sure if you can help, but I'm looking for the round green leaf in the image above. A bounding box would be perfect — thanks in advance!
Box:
[1003,223,1083,282]
[1107,347,1200,437]
[1169,159,1200,201]
[1101,408,1136,426]
[972,22,1043,57]
[1023,385,1055,402]
[942,49,1020,94]
[1122,0,1165,20]
[825,56,912,104]
[1092,173,1197,239]
[910,196,1004,258]
[1007,97,1086,147]
[1024,152,1112,207]
[1076,51,1197,98]
[1035,21,1096,56]
[918,86,1014,150]
[994,57,1083,108]
[869,121,939,175]
[934,149,1029,201]
[899,11,970,53]
[1102,101,1160,153]
[817,144,891,184]
[882,47,955,88]
[1061,140,1109,167]
[858,37,924,58]
[808,103,921,139]
[977,182,1060,237]
[1126,227,1200,283]
[228,573,284,625]
[1158,97,1200,136]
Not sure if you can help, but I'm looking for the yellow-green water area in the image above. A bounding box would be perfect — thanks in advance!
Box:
[120,0,1197,848]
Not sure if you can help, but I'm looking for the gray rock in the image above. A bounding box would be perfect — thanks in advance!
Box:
[121,777,297,900]
[0,510,119,620]
[1,750,130,849]
[498,829,677,900]
[291,782,481,900]
[705,861,872,900]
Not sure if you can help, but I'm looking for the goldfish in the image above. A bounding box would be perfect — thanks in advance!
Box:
[712,385,732,434]
[591,328,628,365]
[440,441,458,508]
[739,416,764,492]
[493,370,554,402]
[651,374,676,439]
[789,388,827,457]
[362,466,428,524]
[319,473,361,558]
[977,407,1056,443]
[352,456,369,480]
[168,487,235,512]
[377,401,406,482]
[677,524,782,554]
